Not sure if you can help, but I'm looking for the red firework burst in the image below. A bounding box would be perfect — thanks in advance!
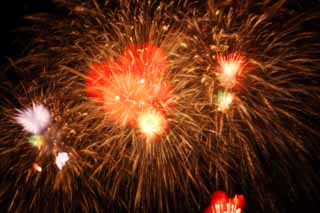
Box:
[204,191,245,213]
[86,43,172,134]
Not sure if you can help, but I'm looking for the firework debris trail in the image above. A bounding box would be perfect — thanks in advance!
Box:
[0,0,320,212]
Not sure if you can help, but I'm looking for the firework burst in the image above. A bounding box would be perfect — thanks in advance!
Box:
[15,103,51,135]
[1,0,320,212]
[216,54,247,89]
[186,0,320,210]
[2,0,209,212]
[0,84,103,212]
[204,190,245,213]
[79,1,210,211]
[86,43,172,131]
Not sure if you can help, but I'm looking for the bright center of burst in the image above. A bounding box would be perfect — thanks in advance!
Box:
[137,110,166,138]
[217,54,245,88]
[225,93,233,105]
[223,61,239,77]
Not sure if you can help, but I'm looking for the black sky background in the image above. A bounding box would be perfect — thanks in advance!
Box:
[0,0,319,212]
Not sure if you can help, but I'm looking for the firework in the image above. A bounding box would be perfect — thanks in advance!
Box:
[188,0,320,211]
[1,0,319,212]
[216,90,234,112]
[0,85,102,212]
[137,109,167,139]
[204,191,245,213]
[55,152,70,170]
[79,1,209,211]
[216,54,246,89]
[28,134,45,148]
[86,43,172,130]
[1,1,206,211]
[15,103,51,135]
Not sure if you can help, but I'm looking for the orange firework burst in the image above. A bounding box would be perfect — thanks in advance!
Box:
[216,54,246,88]
[86,43,172,132]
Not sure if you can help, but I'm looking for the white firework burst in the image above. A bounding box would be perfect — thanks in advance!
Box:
[55,152,70,170]
[15,103,51,134]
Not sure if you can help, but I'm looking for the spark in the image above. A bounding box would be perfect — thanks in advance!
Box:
[55,152,70,170]
[15,103,51,134]
[32,163,42,172]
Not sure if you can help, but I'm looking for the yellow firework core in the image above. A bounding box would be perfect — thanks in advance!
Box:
[28,135,44,148]
[222,60,239,76]
[137,110,167,138]
[217,91,234,112]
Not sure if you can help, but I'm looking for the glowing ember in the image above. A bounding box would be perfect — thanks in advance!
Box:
[15,103,51,135]
[32,163,42,172]
[27,135,44,148]
[137,109,167,138]
[55,152,70,170]
[86,43,172,126]
[217,54,245,88]
[204,191,245,213]
[217,91,234,112]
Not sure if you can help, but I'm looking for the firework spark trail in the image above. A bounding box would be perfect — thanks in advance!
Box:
[0,0,319,212]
